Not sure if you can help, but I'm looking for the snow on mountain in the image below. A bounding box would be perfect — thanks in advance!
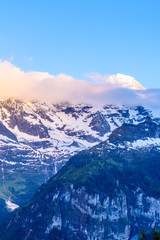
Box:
[3,118,160,240]
[0,98,159,220]
[107,73,144,89]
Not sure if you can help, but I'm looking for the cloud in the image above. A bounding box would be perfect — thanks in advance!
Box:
[9,56,14,61]
[0,60,159,108]
[24,56,33,62]
[28,56,33,62]
[85,72,109,83]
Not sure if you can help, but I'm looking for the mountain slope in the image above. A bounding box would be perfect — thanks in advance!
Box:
[0,98,157,217]
[1,119,160,240]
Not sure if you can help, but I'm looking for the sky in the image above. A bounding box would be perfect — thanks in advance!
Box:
[0,0,160,89]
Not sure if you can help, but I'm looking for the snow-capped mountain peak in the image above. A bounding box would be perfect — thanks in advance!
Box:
[107,73,144,90]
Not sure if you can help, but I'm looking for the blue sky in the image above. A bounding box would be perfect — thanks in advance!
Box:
[0,0,160,88]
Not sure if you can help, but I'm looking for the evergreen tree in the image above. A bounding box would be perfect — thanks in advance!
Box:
[152,229,160,240]
[139,228,146,240]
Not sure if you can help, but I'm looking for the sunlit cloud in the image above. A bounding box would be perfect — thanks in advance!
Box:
[0,60,159,108]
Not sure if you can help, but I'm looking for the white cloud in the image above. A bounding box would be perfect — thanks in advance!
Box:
[9,56,14,61]
[0,60,159,108]
[86,72,109,83]
[24,56,33,62]
[28,56,33,61]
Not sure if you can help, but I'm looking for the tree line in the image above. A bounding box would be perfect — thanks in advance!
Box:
[139,229,160,240]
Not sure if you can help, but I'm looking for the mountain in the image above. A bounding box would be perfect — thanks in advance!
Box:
[0,98,157,218]
[106,74,144,90]
[1,118,160,240]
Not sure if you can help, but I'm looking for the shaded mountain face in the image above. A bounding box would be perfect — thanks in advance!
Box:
[2,119,160,240]
[0,98,157,219]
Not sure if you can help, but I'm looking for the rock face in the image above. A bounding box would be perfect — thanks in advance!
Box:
[1,119,160,240]
[89,111,111,136]
[0,122,17,141]
[109,117,160,143]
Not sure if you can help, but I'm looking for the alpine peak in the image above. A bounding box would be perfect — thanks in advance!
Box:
[107,73,144,90]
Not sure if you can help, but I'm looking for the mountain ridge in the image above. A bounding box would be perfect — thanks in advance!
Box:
[1,118,160,239]
[0,98,159,224]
